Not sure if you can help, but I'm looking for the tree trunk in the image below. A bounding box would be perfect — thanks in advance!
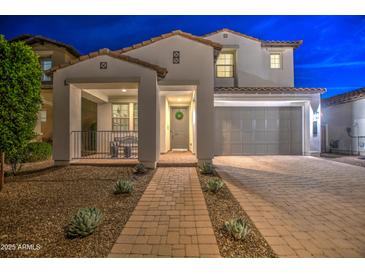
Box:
[0,151,4,191]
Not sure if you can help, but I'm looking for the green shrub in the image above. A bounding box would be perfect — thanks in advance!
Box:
[205,178,224,193]
[114,179,133,194]
[225,218,251,240]
[66,208,103,238]
[200,162,215,175]
[133,163,147,174]
[0,35,42,188]
[22,142,52,162]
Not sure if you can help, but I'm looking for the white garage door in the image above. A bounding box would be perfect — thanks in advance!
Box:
[214,107,302,155]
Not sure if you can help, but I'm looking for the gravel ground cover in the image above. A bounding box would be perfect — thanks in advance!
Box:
[0,165,154,257]
[197,169,276,258]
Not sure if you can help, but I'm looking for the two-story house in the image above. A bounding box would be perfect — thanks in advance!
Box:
[11,35,80,142]
[46,29,324,167]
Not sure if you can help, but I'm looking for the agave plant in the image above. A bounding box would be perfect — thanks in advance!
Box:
[66,208,103,238]
[205,178,224,193]
[133,163,147,174]
[225,218,251,240]
[199,162,215,175]
[114,179,133,194]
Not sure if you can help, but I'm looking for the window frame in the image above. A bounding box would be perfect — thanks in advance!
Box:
[216,52,235,78]
[133,103,138,131]
[112,103,130,131]
[40,57,53,83]
[269,52,282,69]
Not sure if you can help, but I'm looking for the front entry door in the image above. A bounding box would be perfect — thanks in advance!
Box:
[170,107,189,150]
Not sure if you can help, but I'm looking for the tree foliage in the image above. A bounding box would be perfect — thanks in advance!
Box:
[0,35,42,170]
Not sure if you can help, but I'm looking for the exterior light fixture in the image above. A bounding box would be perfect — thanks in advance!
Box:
[122,89,127,92]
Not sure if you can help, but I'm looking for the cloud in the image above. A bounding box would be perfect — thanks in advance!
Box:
[296,61,365,69]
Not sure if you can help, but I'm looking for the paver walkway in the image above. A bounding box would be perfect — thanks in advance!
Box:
[109,167,220,257]
[214,156,365,258]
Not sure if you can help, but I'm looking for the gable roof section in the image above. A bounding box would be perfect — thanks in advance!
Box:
[115,30,222,54]
[215,87,326,95]
[10,34,81,57]
[203,28,261,42]
[49,48,168,79]
[322,88,365,107]
[203,28,303,49]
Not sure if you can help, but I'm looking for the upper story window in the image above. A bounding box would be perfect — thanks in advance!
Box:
[40,58,53,82]
[112,104,129,131]
[270,53,282,69]
[216,52,234,78]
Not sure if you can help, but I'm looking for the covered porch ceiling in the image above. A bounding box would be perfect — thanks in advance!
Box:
[160,84,196,105]
[73,82,138,103]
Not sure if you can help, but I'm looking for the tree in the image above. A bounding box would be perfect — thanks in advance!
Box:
[0,35,42,190]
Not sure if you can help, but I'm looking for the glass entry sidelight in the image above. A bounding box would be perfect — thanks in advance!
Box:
[170,107,189,150]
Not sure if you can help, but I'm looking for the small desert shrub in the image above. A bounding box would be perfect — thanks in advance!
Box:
[205,178,224,193]
[225,218,251,240]
[66,208,103,238]
[134,163,147,174]
[200,162,215,175]
[114,179,133,194]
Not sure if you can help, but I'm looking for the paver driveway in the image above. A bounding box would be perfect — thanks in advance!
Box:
[214,156,365,258]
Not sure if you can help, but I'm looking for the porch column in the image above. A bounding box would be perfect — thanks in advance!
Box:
[138,74,160,168]
[195,83,214,166]
[53,81,81,165]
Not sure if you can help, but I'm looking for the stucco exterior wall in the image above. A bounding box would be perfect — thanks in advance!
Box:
[53,55,160,167]
[205,31,294,87]
[323,99,365,155]
[124,35,215,162]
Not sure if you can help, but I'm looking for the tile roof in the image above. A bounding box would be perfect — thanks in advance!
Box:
[117,30,222,53]
[10,34,80,57]
[215,87,326,95]
[203,28,303,49]
[48,48,168,79]
[261,40,303,49]
[115,30,222,54]
[322,88,365,107]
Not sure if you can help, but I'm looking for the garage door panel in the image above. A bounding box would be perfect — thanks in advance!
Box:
[267,119,279,130]
[231,143,243,154]
[231,131,242,142]
[242,132,254,142]
[266,131,280,142]
[255,119,266,130]
[215,107,302,155]
[254,131,267,142]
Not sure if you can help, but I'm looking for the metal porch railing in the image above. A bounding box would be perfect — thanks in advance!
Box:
[71,131,138,159]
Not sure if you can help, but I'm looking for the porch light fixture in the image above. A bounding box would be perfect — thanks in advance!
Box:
[122,89,127,92]
[177,98,182,102]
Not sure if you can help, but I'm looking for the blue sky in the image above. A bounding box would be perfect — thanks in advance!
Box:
[0,15,364,98]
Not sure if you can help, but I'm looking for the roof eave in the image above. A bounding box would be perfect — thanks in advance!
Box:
[47,48,168,80]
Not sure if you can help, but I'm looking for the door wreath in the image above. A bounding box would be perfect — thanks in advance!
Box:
[175,111,184,120]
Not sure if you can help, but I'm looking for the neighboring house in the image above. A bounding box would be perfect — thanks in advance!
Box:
[10,35,80,142]
[322,88,365,155]
[46,28,324,168]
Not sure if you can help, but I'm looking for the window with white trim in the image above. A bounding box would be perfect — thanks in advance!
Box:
[133,103,138,131]
[112,104,129,131]
[216,52,234,78]
[270,53,282,69]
